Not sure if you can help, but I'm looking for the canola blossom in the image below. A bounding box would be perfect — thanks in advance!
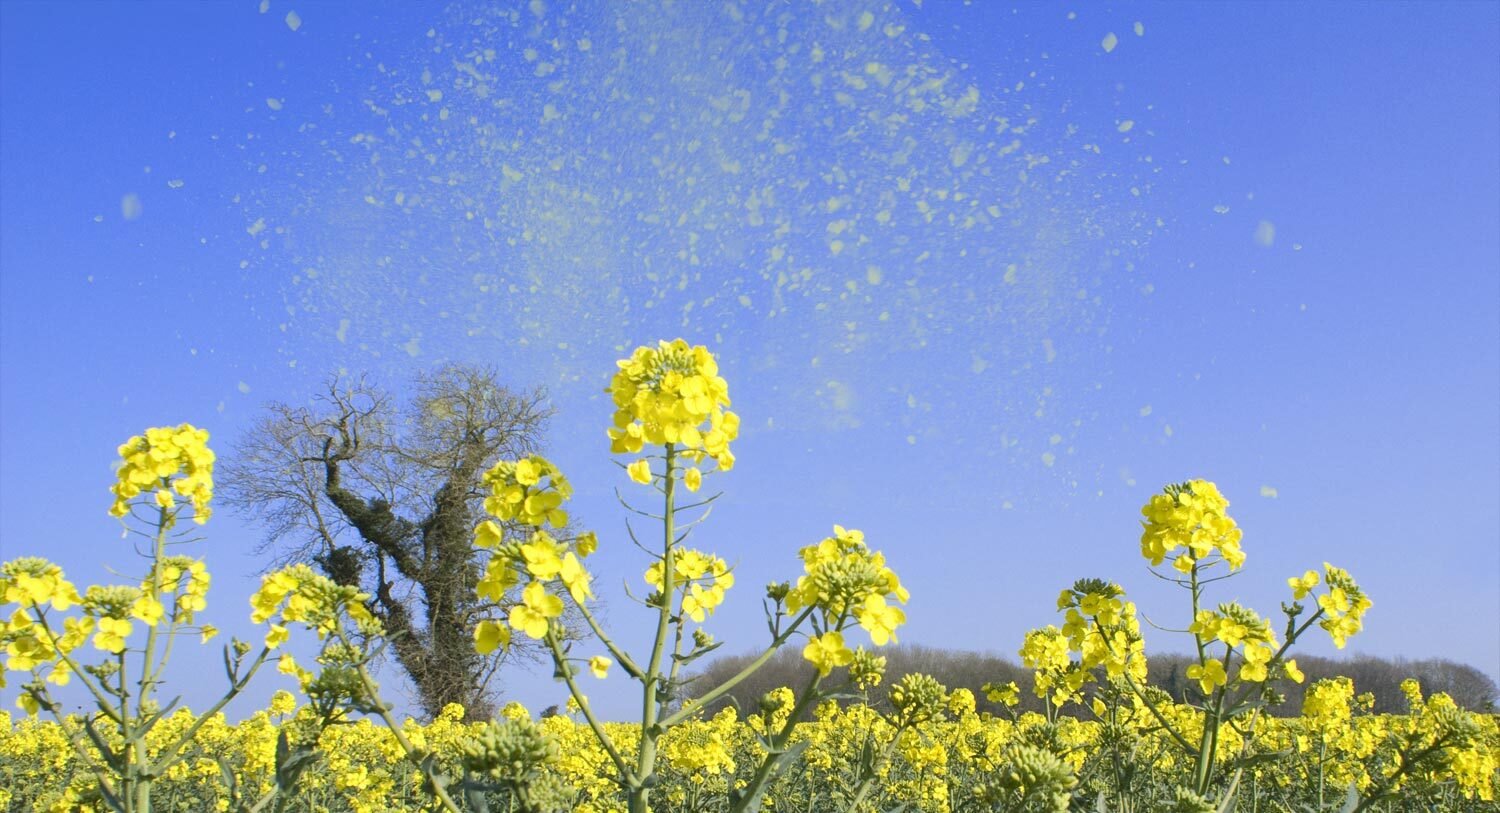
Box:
[0,684,1494,812]
[1,352,1492,813]
[607,338,740,473]
[109,423,216,525]
[463,340,910,813]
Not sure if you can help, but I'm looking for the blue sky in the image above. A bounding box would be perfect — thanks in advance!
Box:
[2,0,1496,721]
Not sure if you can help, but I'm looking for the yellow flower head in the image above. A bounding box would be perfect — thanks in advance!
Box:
[607,339,739,470]
[786,526,907,619]
[1316,562,1371,649]
[1,558,81,611]
[803,631,854,677]
[110,424,215,525]
[1288,569,1320,600]
[248,565,379,640]
[1139,479,1243,572]
[474,619,511,655]
[479,455,571,528]
[1186,658,1228,694]
[508,581,562,640]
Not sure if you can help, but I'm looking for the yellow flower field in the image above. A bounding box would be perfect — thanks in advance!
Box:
[3,341,1495,812]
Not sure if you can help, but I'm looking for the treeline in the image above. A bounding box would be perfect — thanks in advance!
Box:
[684,644,1497,718]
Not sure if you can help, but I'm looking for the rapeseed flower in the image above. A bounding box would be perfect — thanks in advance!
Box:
[803,631,854,676]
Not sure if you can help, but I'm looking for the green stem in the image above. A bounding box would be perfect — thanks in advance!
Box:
[137,504,170,713]
[631,443,677,813]
[661,607,814,728]
[30,684,122,801]
[339,630,463,813]
[728,670,826,813]
[545,631,632,782]
[32,607,124,723]
[147,647,272,779]
[571,597,644,679]
[1189,564,1217,794]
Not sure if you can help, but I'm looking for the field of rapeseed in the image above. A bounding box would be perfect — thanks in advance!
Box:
[3,341,1495,812]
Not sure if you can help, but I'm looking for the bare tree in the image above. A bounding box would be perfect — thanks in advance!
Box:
[220,365,554,720]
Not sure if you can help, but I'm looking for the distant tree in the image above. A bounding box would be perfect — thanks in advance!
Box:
[686,644,1038,719]
[220,365,555,720]
[688,645,1498,719]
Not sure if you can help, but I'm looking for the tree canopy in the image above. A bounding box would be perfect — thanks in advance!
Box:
[221,365,553,719]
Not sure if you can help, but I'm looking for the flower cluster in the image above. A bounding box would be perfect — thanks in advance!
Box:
[982,680,1021,707]
[1315,563,1372,648]
[1,558,80,613]
[658,710,737,776]
[1139,479,1244,572]
[459,716,561,783]
[109,424,215,524]
[606,339,739,474]
[142,555,212,625]
[250,565,379,649]
[1303,676,1356,731]
[1187,602,1288,691]
[1034,580,1148,706]
[889,672,949,725]
[471,455,601,655]
[1019,626,1082,708]
[1,560,89,688]
[849,647,888,690]
[784,526,908,678]
[644,547,734,622]
[479,455,572,528]
[471,525,597,654]
[787,526,907,630]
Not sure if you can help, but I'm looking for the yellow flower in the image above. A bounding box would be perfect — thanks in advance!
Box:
[520,534,566,580]
[1186,658,1227,694]
[514,458,542,486]
[589,656,610,679]
[1288,569,1320,600]
[1238,643,1274,682]
[627,459,652,485]
[854,595,905,646]
[479,456,571,527]
[559,553,593,604]
[575,531,598,557]
[803,631,854,677]
[684,466,702,492]
[1284,658,1305,683]
[110,424,215,524]
[606,340,738,469]
[474,520,505,550]
[476,559,518,602]
[509,582,562,640]
[93,617,133,653]
[474,620,510,655]
[130,594,164,626]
